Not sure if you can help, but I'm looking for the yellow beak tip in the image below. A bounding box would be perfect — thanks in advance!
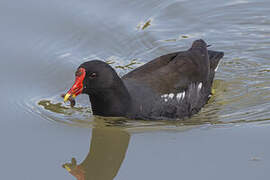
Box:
[63,165,72,172]
[63,93,71,102]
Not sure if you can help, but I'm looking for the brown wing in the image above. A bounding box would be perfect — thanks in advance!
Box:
[122,48,209,94]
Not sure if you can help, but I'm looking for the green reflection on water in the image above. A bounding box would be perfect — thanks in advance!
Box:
[137,19,152,30]
[142,19,151,30]
[63,126,130,180]
[38,100,91,116]
[105,59,141,70]
[114,59,141,70]
[162,34,189,42]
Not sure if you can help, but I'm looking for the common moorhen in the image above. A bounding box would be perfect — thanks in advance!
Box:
[63,39,224,120]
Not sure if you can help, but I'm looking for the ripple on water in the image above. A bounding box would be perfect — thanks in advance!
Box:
[24,95,94,127]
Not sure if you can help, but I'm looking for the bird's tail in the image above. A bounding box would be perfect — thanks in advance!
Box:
[208,50,224,72]
[206,50,224,91]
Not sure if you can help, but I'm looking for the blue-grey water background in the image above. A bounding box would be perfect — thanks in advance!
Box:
[1,0,270,179]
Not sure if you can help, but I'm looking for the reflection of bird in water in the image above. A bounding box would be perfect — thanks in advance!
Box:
[63,127,130,180]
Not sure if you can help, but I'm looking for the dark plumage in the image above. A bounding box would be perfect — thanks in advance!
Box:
[64,39,224,120]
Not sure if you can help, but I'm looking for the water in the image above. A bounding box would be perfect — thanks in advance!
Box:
[1,0,270,179]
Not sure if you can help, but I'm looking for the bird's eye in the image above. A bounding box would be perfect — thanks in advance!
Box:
[89,72,97,79]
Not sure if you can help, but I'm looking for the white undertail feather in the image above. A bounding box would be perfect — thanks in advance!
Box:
[215,62,220,72]
[198,82,202,90]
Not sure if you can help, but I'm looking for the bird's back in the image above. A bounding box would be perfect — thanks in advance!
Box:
[122,40,224,120]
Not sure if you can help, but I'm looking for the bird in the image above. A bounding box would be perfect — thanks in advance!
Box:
[63,39,224,120]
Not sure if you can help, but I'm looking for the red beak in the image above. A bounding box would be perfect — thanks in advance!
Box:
[63,67,86,102]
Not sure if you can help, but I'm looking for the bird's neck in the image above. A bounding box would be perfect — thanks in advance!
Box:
[89,83,131,117]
